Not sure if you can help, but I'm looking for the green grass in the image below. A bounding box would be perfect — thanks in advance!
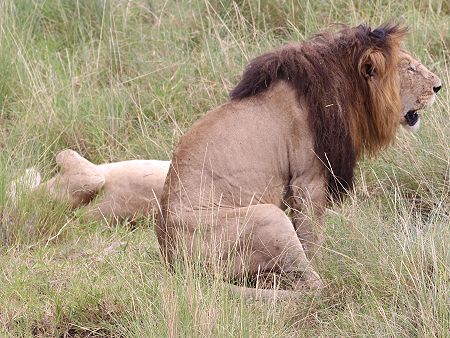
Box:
[0,0,449,337]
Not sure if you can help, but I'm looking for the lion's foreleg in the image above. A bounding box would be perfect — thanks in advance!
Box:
[287,177,327,261]
[291,211,324,261]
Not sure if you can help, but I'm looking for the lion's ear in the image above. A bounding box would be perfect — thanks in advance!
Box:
[363,63,375,78]
[360,50,387,79]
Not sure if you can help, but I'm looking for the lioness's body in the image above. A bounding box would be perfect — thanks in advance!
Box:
[10,150,170,224]
[86,159,169,221]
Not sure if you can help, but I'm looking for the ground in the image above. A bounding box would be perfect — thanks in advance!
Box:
[0,0,448,337]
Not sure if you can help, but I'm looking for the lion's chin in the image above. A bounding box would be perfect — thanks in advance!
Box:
[400,111,421,132]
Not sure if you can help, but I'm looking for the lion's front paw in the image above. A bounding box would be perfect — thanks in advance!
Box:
[292,269,325,291]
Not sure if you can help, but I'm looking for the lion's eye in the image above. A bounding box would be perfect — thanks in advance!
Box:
[407,65,416,73]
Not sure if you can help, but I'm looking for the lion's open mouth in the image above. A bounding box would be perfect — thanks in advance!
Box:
[404,110,419,126]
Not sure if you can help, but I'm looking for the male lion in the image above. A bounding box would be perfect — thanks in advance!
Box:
[156,24,441,298]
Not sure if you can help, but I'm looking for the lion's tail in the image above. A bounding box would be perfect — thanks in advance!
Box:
[228,284,320,301]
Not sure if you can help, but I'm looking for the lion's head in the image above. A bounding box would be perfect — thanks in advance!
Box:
[398,50,441,132]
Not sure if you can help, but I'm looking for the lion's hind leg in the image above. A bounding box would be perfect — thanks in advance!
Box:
[173,204,323,293]
[237,204,324,291]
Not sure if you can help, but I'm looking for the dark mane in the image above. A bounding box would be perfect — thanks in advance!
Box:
[230,24,407,201]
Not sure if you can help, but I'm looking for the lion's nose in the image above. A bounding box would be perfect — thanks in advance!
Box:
[433,85,441,93]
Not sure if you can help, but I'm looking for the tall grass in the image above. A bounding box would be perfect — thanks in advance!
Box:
[0,0,448,337]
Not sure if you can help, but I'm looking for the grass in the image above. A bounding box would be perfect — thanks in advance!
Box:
[0,0,448,337]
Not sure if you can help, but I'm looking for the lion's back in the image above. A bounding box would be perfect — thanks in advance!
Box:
[160,84,305,217]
